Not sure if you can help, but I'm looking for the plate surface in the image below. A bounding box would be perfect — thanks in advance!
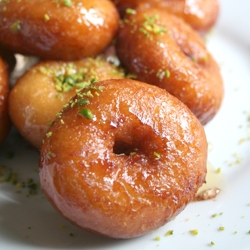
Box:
[1,0,250,249]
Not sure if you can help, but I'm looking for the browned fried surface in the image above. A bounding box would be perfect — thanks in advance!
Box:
[0,0,119,60]
[116,8,223,124]
[8,58,125,149]
[39,78,207,239]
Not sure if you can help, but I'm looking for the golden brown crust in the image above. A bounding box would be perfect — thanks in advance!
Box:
[113,0,220,32]
[8,57,125,149]
[116,8,223,124]
[39,78,207,239]
[0,57,11,145]
[0,0,119,60]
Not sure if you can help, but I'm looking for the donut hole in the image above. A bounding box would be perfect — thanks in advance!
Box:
[113,140,137,156]
[113,124,162,159]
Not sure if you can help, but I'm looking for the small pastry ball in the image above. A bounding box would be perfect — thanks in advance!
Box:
[0,0,119,60]
[0,57,11,145]
[116,8,224,124]
[39,78,207,239]
[8,57,125,149]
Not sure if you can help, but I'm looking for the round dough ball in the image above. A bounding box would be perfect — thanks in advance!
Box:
[116,8,224,124]
[0,0,119,60]
[39,78,207,239]
[8,57,125,149]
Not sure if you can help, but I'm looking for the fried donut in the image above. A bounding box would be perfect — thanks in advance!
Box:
[0,57,11,145]
[113,0,220,32]
[116,8,223,125]
[0,0,119,60]
[8,57,125,149]
[39,78,207,239]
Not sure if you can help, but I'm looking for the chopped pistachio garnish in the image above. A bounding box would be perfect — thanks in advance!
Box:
[164,69,170,78]
[54,76,103,122]
[155,236,161,241]
[165,230,174,236]
[125,8,136,15]
[218,226,225,231]
[126,73,138,79]
[0,166,39,195]
[248,230,250,234]
[46,131,53,138]
[56,112,62,118]
[200,55,208,62]
[189,229,198,235]
[0,166,18,185]
[44,14,50,21]
[154,151,161,159]
[78,108,93,120]
[156,68,170,80]
[63,0,72,7]
[26,178,39,195]
[212,213,217,218]
[139,14,166,39]
[210,241,215,246]
[54,68,88,92]
[10,20,21,33]
[38,62,100,93]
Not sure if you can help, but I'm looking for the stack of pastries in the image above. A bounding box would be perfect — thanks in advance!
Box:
[0,0,223,239]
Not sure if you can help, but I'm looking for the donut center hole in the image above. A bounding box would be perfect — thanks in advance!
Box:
[113,140,136,156]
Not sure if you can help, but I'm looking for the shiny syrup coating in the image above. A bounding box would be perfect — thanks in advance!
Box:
[116,8,224,125]
[0,57,11,145]
[39,79,207,239]
[0,0,119,60]
[113,0,220,32]
[8,57,125,149]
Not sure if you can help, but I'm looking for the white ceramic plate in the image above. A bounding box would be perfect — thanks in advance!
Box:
[1,0,250,249]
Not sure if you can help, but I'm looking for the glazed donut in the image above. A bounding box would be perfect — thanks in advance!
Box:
[116,8,223,125]
[0,0,119,60]
[8,57,125,149]
[113,0,220,32]
[39,78,207,239]
[0,57,11,145]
